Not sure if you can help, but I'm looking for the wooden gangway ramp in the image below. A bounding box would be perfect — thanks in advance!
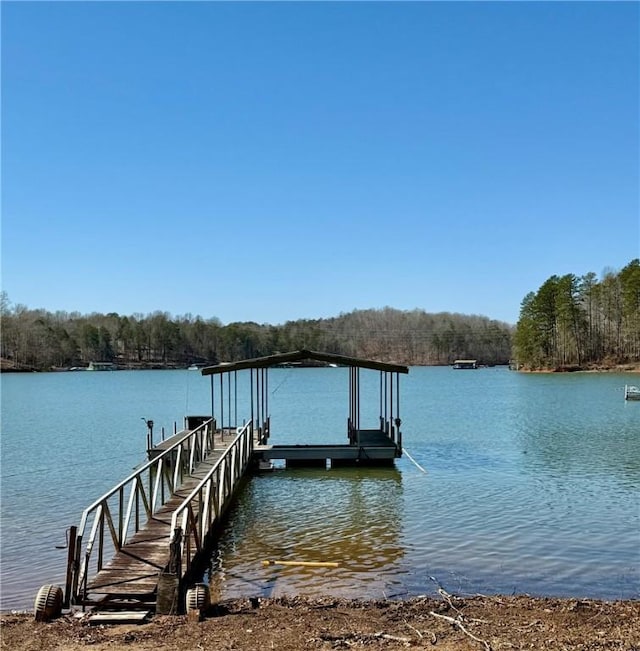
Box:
[85,443,229,599]
[68,420,255,609]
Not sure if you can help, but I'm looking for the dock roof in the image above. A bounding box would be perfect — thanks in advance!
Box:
[200,349,409,376]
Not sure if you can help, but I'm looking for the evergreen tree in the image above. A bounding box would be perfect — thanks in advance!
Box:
[514,260,640,369]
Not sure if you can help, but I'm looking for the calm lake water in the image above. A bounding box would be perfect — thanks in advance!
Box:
[1,367,638,610]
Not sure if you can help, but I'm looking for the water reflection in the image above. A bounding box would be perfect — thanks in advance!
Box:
[209,467,404,599]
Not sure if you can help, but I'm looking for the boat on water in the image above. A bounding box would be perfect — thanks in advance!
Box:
[624,385,640,401]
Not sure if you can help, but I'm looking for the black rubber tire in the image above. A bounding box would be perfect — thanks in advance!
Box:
[185,583,210,613]
[34,584,63,622]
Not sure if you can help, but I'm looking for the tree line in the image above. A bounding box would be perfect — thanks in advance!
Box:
[0,295,513,371]
[513,259,640,370]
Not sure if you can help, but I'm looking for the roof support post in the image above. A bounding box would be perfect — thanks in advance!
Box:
[379,371,383,431]
[227,372,231,434]
[265,368,269,437]
[356,367,360,448]
[219,374,224,440]
[210,376,214,428]
[250,368,254,431]
[384,372,388,431]
[261,367,266,429]
[234,371,238,430]
[347,366,353,443]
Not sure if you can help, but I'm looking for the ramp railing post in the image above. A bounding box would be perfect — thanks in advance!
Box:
[63,526,77,608]
[157,527,183,616]
[70,531,82,604]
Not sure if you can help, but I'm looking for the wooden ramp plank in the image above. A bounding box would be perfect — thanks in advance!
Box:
[89,611,151,625]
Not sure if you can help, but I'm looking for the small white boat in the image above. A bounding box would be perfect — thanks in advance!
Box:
[624,385,640,401]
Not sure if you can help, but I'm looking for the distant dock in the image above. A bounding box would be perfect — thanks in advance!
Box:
[453,359,477,369]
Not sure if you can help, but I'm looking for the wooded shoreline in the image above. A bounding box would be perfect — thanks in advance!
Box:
[1,301,513,372]
[513,259,640,371]
[3,358,639,374]
[3,258,639,374]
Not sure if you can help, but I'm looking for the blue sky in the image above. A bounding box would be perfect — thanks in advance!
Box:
[2,1,638,326]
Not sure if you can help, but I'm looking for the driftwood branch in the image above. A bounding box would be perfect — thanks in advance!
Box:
[375,632,412,643]
[405,621,437,645]
[404,620,423,639]
[427,576,493,650]
[429,611,492,651]
[318,631,412,645]
[429,575,466,617]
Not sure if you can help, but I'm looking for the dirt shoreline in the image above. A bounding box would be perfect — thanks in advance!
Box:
[2,595,639,650]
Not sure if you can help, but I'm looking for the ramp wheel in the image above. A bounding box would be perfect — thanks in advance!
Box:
[185,583,210,614]
[34,584,63,622]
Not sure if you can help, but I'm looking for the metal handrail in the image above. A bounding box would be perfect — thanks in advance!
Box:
[71,418,216,603]
[169,421,254,576]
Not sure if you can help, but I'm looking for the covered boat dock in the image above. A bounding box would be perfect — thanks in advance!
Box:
[201,349,409,467]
